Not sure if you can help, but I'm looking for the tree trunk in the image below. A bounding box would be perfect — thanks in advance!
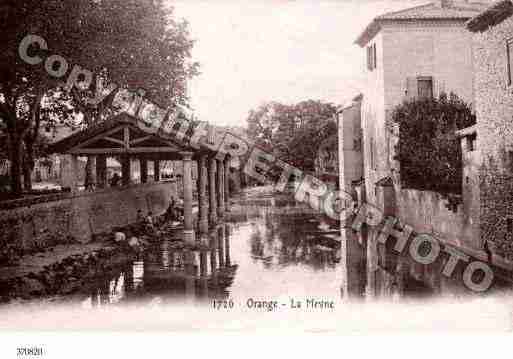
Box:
[8,133,24,196]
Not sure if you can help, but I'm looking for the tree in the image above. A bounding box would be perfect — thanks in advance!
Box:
[393,93,475,194]
[0,0,199,195]
[246,100,337,173]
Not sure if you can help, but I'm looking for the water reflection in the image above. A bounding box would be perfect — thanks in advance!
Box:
[77,193,509,309]
[80,222,238,308]
[78,196,344,307]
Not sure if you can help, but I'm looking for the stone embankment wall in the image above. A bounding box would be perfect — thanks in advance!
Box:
[0,181,177,260]
[396,188,482,257]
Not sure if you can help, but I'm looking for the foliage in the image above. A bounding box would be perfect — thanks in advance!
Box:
[393,93,475,194]
[246,100,338,174]
[0,0,199,194]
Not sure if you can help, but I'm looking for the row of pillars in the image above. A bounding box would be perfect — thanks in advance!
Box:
[95,154,162,188]
[75,151,231,244]
[182,152,231,244]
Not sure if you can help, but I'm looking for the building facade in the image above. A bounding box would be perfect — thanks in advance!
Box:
[341,0,492,299]
[337,94,366,298]
[355,0,485,209]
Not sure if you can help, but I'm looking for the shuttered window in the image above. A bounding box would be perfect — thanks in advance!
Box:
[366,43,377,71]
[373,43,377,70]
[405,76,434,100]
[418,76,433,99]
[507,39,513,86]
[367,46,372,70]
[370,137,376,170]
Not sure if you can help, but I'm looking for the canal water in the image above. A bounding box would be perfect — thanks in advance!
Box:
[77,189,345,308]
[4,186,512,311]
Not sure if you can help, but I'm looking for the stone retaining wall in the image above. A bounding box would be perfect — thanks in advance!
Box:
[0,181,177,261]
[397,188,481,255]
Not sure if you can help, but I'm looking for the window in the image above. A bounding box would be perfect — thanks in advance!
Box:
[467,134,476,152]
[367,43,377,71]
[507,39,513,86]
[370,137,376,170]
[367,46,372,70]
[417,76,433,99]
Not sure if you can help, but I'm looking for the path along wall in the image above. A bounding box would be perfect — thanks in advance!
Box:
[0,181,177,260]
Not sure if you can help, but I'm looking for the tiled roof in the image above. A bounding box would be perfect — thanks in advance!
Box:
[467,0,513,32]
[355,1,489,46]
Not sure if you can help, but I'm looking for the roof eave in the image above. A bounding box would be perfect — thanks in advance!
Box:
[355,16,475,47]
[355,20,380,47]
[466,0,513,32]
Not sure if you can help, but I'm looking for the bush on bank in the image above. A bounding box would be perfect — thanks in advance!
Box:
[393,93,475,194]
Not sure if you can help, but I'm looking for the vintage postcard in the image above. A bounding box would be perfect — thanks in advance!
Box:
[1,0,513,354]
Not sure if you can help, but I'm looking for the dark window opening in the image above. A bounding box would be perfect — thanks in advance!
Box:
[367,43,377,71]
[467,134,476,152]
[507,218,513,233]
[507,39,513,86]
[417,76,433,99]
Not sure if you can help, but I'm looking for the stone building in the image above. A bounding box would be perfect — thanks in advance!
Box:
[337,94,366,298]
[355,0,486,209]
[337,94,364,196]
[341,0,494,299]
[466,0,513,263]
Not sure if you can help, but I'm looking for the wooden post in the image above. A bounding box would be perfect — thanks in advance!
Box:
[198,154,209,233]
[153,160,160,182]
[121,155,130,186]
[181,151,195,244]
[96,154,107,189]
[140,158,148,184]
[208,157,218,225]
[217,159,225,219]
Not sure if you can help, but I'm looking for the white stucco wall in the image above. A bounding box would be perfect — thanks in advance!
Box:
[382,21,474,108]
[361,32,386,204]
[361,20,475,206]
[338,101,363,194]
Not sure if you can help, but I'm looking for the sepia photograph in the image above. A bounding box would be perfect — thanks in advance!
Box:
[1,0,513,356]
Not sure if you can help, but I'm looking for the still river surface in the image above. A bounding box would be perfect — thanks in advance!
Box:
[7,186,513,311]
[79,188,346,308]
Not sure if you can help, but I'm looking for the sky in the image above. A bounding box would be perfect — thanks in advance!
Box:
[169,0,429,127]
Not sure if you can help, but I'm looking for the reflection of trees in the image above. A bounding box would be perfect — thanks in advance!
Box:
[248,211,339,270]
